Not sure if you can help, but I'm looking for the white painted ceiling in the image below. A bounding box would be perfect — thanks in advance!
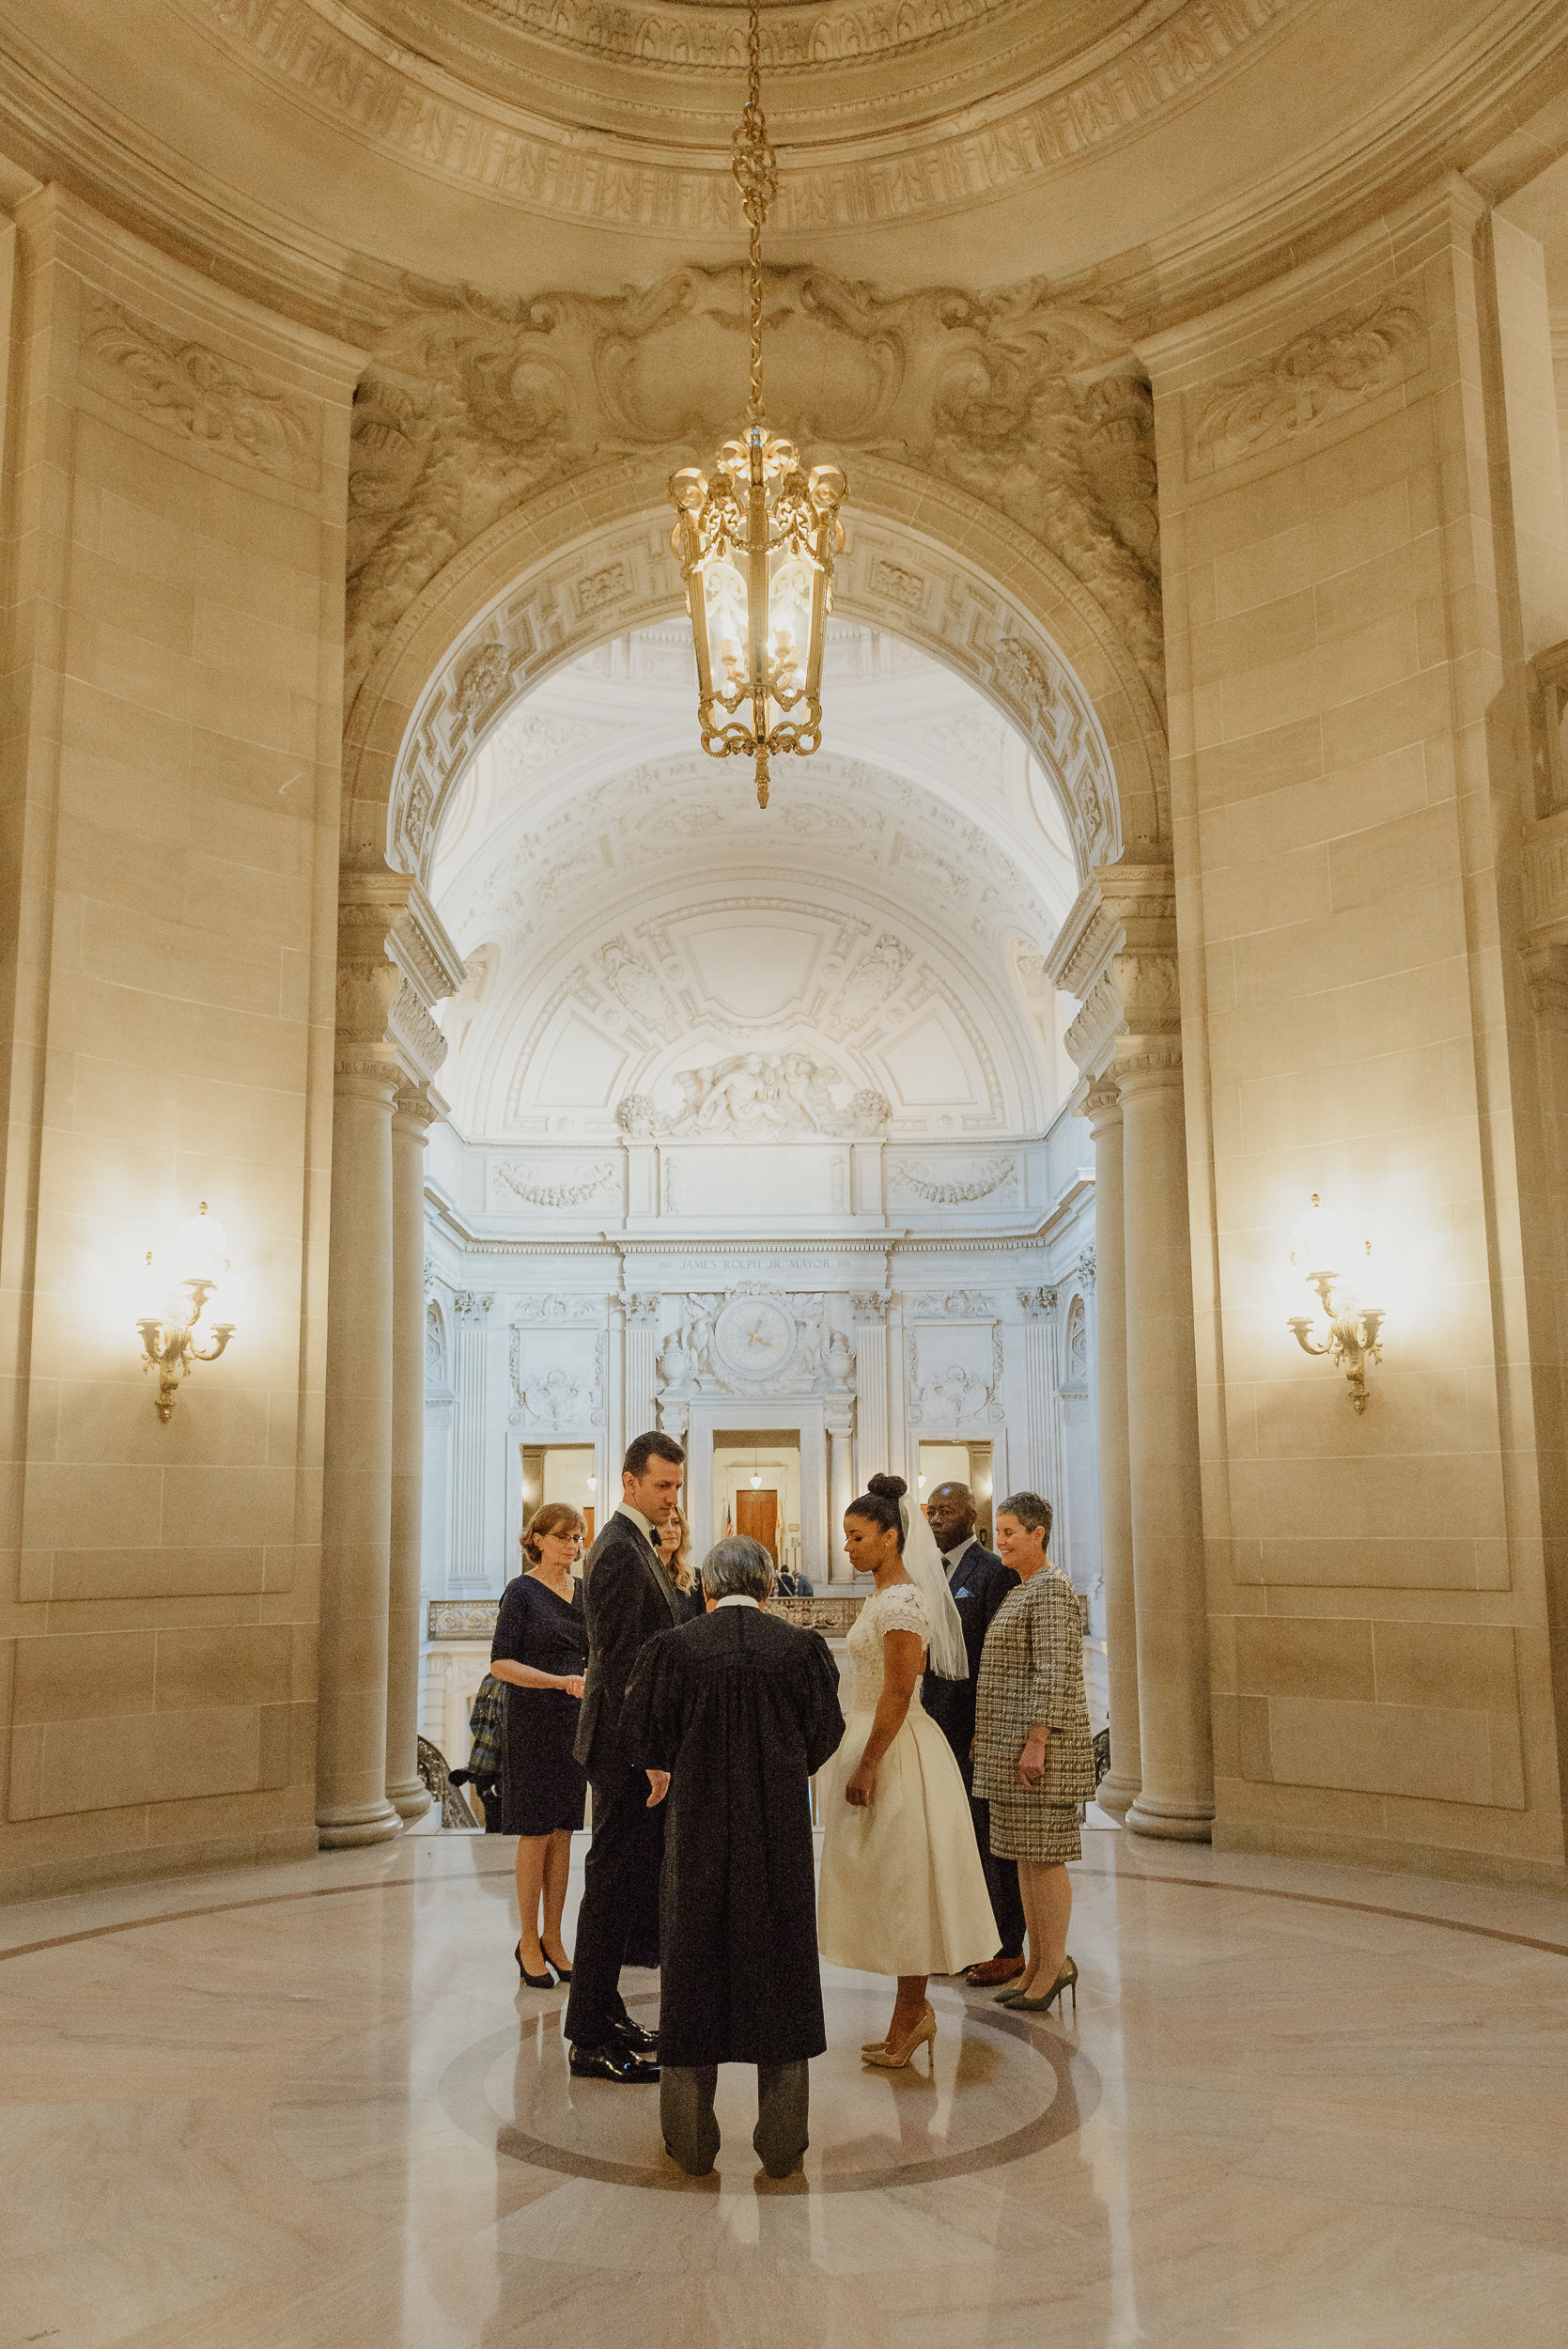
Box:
[429,621,1079,1141]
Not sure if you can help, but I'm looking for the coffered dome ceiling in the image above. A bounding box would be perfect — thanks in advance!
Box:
[429,622,1076,1139]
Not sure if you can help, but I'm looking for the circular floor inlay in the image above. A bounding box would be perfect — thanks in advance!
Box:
[438,1983,1099,2193]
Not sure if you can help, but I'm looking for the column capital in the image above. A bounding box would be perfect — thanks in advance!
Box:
[849,1291,890,1323]
[393,1081,447,1139]
[620,1290,660,1324]
[1048,847,1178,1080]
[1082,1071,1123,1131]
[337,862,467,1089]
[1017,1284,1059,1319]
[824,1400,854,1438]
[1114,1041,1185,1092]
[452,1289,495,1321]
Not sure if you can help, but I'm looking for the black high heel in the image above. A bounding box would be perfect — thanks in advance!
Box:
[545,1954,573,1983]
[515,1941,554,1989]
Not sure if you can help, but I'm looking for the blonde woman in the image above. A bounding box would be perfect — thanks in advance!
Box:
[490,1503,587,1987]
[654,1503,698,1612]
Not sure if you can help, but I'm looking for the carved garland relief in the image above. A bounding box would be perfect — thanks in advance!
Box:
[1190,296,1426,474]
[80,297,318,488]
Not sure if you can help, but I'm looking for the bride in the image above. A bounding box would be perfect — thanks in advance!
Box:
[816,1472,997,2068]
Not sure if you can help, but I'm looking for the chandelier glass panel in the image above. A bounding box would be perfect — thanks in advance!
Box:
[668,0,846,809]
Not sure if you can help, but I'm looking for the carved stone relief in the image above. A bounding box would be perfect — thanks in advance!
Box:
[889,1157,1017,1208]
[190,0,1296,235]
[490,1159,618,1209]
[80,297,318,488]
[510,1295,599,1321]
[345,261,1160,709]
[618,1051,890,1140]
[905,1325,1004,1427]
[1191,297,1426,473]
[508,1330,608,1428]
[908,1289,999,1318]
[656,1285,852,1398]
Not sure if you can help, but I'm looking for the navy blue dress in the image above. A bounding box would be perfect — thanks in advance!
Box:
[491,1572,589,1836]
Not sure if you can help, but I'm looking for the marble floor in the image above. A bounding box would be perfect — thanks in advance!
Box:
[3,1825,1567,2349]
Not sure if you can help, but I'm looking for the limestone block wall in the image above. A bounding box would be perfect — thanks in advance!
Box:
[0,189,362,1901]
[1149,177,1568,1888]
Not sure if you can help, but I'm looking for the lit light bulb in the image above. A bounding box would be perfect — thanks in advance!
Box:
[1293,1192,1347,1283]
[175,1202,228,1287]
[751,1471,762,1489]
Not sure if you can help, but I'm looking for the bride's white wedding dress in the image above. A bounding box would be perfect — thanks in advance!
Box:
[815,1580,997,1976]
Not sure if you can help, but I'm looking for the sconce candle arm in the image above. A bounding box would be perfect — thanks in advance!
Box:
[136,1268,237,1422]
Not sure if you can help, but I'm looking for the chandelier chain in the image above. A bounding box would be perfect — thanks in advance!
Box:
[732,0,776,425]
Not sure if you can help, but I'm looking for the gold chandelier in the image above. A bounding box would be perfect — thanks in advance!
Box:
[668,0,847,809]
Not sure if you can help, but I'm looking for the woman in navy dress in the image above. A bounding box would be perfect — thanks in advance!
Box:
[490,1502,588,1986]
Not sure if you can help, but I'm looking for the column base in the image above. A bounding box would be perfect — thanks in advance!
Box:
[388,1776,432,1823]
[1094,1770,1141,1823]
[317,1798,405,1848]
[1126,1793,1214,1843]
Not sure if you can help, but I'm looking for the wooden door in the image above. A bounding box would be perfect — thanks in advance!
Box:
[735,1487,778,1559]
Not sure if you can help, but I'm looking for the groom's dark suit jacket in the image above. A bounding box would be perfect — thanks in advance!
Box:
[921,1538,1014,1766]
[573,1508,683,1778]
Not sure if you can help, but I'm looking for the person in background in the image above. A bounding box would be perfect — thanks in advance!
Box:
[921,1480,1029,1988]
[565,1430,687,2082]
[624,1535,844,2179]
[654,1505,698,1614]
[489,1503,588,1986]
[974,1491,1095,2016]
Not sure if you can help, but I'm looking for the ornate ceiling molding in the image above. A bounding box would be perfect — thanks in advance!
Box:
[179,0,1297,228]
[346,258,1159,712]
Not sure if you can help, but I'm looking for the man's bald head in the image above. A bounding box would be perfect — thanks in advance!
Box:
[925,1482,976,1550]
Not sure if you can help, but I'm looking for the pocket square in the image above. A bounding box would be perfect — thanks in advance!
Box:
[955,1585,973,1599]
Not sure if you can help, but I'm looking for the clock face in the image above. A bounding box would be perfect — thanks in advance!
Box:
[714,1298,795,1377]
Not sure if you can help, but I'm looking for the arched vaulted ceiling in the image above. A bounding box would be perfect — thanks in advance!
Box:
[430,621,1078,1140]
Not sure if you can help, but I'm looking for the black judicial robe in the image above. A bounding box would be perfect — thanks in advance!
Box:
[622,1605,846,2070]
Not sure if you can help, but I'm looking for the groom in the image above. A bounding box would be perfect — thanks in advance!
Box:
[565,1428,687,2082]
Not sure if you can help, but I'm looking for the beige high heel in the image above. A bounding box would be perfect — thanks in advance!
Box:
[862,2001,936,2070]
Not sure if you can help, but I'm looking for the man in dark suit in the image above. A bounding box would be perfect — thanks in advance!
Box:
[921,1481,1028,1987]
[564,1428,687,2081]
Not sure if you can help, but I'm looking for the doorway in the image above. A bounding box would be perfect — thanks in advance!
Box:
[735,1486,779,1558]
[520,1442,598,1570]
[916,1440,995,1546]
[713,1430,802,1579]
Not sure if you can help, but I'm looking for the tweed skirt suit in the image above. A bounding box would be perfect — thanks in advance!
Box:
[973,1565,1095,1863]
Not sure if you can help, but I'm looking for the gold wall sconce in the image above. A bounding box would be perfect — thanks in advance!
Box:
[137,1203,237,1421]
[1286,1193,1385,1413]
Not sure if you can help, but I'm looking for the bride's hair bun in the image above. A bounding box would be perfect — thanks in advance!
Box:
[866,1472,908,1501]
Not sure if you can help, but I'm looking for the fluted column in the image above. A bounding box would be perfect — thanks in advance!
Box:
[622,1291,660,1451]
[1017,1284,1060,1503]
[1083,1077,1141,1822]
[1119,1041,1212,1841]
[386,1084,442,1822]
[449,1291,494,1582]
[850,1292,890,1489]
[825,1402,855,1583]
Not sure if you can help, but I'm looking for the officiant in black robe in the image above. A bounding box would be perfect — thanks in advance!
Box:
[622,1534,845,2179]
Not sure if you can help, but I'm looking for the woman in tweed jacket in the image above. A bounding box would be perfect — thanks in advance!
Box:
[973,1490,1094,2015]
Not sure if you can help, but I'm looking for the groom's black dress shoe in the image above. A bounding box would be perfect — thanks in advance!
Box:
[611,2016,659,2058]
[568,2044,660,2083]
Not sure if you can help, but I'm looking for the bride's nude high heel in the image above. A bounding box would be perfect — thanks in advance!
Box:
[862,2001,937,2070]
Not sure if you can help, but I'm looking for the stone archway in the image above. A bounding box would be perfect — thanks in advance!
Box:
[320,294,1185,1850]
[342,453,1168,893]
